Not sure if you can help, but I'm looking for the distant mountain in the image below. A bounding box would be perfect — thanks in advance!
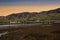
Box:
[47,8,60,13]
[0,8,60,20]
[5,8,60,20]
[6,12,40,19]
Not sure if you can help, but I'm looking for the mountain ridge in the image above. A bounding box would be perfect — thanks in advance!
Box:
[0,8,60,20]
[6,8,60,19]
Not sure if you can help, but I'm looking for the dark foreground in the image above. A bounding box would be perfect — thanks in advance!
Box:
[0,24,60,40]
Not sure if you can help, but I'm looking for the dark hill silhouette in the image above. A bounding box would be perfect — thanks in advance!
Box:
[0,8,60,20]
[47,8,60,13]
[5,8,60,19]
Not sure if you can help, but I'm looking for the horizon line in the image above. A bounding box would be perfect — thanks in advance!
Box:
[0,7,60,16]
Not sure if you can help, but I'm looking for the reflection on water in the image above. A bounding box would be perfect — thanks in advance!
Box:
[0,32,8,37]
[0,24,40,37]
[0,23,40,29]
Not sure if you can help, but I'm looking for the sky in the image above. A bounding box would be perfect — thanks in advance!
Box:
[0,0,60,16]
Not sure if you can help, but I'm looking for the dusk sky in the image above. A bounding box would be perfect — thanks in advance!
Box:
[0,0,60,16]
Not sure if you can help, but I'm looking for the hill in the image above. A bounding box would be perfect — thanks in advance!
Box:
[0,8,60,24]
[6,8,60,20]
[0,8,60,40]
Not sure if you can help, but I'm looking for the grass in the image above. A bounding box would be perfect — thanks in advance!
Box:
[0,24,60,40]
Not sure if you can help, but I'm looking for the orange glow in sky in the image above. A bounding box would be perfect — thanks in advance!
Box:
[0,4,60,16]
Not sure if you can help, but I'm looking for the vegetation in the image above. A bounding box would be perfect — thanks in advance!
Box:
[0,8,60,40]
[0,8,60,24]
[0,24,60,40]
[0,20,10,25]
